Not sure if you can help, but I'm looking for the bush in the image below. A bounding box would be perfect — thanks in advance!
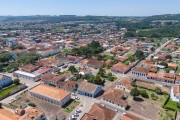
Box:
[130,81,137,87]
[28,102,36,107]
[130,88,140,97]
[155,87,162,95]
[13,78,20,85]
[177,102,180,108]
[140,90,149,98]
[159,62,168,68]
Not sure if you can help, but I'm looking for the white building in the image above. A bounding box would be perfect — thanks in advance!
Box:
[13,70,41,82]
[171,85,180,102]
[0,74,13,88]
[29,84,71,107]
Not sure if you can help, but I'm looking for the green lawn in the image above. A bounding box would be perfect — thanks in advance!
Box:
[165,99,180,111]
[158,109,176,120]
[102,55,114,61]
[138,87,169,106]
[0,85,20,99]
[176,67,180,74]
[64,100,80,113]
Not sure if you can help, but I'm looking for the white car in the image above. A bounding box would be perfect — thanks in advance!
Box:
[75,96,80,100]
[76,109,82,113]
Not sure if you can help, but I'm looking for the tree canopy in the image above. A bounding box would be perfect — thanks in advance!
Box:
[72,40,104,58]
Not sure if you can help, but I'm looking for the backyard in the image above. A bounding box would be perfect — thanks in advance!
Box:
[0,84,20,99]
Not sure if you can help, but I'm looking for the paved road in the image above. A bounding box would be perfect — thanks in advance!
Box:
[146,40,171,60]
[0,72,41,104]
[67,95,99,120]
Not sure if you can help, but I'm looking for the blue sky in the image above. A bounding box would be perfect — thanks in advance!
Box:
[0,0,180,16]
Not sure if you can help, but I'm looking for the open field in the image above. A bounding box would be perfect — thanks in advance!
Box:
[165,98,180,111]
[0,84,20,99]
[158,108,176,120]
[138,87,169,106]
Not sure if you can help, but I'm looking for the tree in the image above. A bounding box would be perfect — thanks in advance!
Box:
[157,43,160,47]
[6,63,19,72]
[130,81,137,87]
[134,50,144,59]
[159,62,168,68]
[130,88,140,98]
[155,87,162,95]
[14,78,20,85]
[164,68,170,73]
[16,53,41,65]
[150,47,155,52]
[140,90,149,98]
[97,68,106,77]
[68,66,78,74]
[0,52,13,64]
[128,56,135,62]
[94,75,105,85]
[165,55,172,59]
[107,72,116,81]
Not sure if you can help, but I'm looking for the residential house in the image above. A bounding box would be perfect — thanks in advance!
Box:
[68,56,82,64]
[77,81,103,97]
[0,108,20,120]
[79,67,93,77]
[0,74,13,88]
[111,62,131,74]
[60,80,77,92]
[29,84,71,107]
[37,47,60,57]
[38,58,63,67]
[41,73,66,87]
[55,54,69,64]
[86,60,105,69]
[147,73,175,84]
[102,89,128,109]
[121,113,142,120]
[116,77,133,92]
[132,67,149,77]
[81,103,116,120]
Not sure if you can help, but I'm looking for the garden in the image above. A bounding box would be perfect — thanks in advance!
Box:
[64,100,80,113]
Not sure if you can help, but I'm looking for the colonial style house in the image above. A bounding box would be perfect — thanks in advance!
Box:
[38,58,63,67]
[81,103,116,120]
[132,67,149,77]
[111,62,131,74]
[86,60,105,69]
[77,81,103,97]
[102,89,128,109]
[121,113,142,120]
[0,74,13,88]
[29,84,71,107]
[116,77,133,92]
[41,73,66,87]
[147,73,175,84]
